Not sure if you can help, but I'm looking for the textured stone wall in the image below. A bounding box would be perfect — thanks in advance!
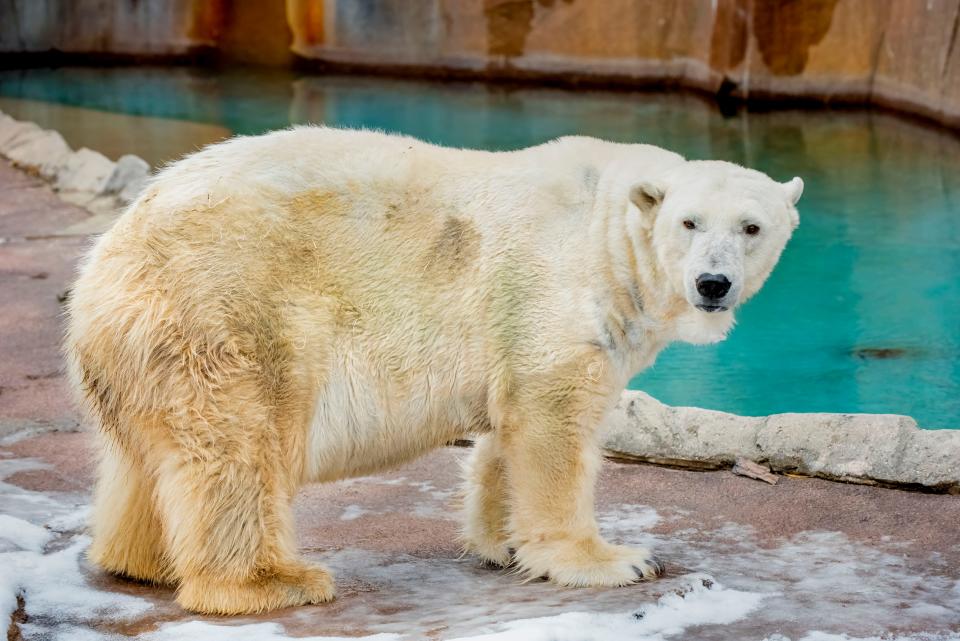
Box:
[2,0,960,128]
[0,0,205,56]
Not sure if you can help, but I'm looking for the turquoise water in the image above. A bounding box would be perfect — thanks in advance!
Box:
[1,67,958,428]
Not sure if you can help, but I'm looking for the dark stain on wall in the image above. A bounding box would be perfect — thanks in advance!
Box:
[218,0,294,66]
[709,0,750,73]
[483,0,573,59]
[753,0,840,76]
[188,0,227,44]
[187,0,293,65]
[484,0,535,58]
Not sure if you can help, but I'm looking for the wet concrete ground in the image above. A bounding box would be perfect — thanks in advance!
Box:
[0,159,88,439]
[1,159,959,639]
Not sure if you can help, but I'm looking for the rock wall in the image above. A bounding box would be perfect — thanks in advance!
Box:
[2,0,960,128]
[0,0,205,57]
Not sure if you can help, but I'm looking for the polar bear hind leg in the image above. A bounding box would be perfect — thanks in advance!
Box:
[461,433,513,567]
[151,397,335,615]
[88,435,172,585]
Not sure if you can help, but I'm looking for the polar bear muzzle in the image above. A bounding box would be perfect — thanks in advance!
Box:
[694,273,732,312]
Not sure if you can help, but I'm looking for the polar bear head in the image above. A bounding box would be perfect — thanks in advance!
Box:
[630,160,802,344]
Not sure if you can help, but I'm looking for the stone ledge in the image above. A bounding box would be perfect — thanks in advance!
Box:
[604,391,960,494]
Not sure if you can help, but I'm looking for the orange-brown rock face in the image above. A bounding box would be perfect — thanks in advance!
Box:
[2,0,960,128]
[216,1,294,66]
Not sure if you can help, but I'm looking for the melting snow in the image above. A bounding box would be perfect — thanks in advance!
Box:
[339,504,374,521]
[2,536,151,622]
[0,513,52,552]
[449,576,770,640]
[144,621,400,641]
[597,504,661,532]
[764,634,960,641]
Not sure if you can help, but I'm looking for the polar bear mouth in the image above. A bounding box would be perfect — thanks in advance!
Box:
[696,304,729,313]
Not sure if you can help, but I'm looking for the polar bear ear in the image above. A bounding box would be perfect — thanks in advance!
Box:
[629,181,665,214]
[782,177,803,229]
[783,177,804,206]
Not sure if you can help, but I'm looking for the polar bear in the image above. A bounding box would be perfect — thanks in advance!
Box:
[65,128,801,614]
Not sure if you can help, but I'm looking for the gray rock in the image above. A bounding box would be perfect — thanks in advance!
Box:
[890,428,960,489]
[104,154,150,202]
[0,112,127,226]
[55,147,116,194]
[0,111,39,152]
[604,392,760,468]
[2,126,72,179]
[603,390,960,492]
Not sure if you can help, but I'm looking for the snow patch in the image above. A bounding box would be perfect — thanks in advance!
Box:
[594,512,960,637]
[335,476,456,521]
[598,505,661,533]
[0,457,150,637]
[46,504,91,533]
[764,632,960,641]
[0,458,87,526]
[1,535,151,626]
[340,504,374,521]
[19,622,118,641]
[450,576,770,640]
[144,621,401,641]
[0,514,53,552]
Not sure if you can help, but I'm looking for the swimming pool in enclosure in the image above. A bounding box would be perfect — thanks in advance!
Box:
[0,66,957,428]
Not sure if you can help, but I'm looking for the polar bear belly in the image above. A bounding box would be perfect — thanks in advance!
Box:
[303,358,485,483]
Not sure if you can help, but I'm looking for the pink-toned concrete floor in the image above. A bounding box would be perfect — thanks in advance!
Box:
[1,159,959,640]
[0,160,88,438]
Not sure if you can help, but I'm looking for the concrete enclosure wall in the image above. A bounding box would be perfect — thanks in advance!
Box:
[2,0,960,128]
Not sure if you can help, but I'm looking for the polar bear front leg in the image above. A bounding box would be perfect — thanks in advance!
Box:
[499,393,664,587]
[461,433,513,567]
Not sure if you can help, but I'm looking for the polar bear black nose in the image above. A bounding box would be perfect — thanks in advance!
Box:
[696,273,731,299]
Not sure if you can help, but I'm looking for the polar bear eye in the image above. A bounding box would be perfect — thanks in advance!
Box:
[744,224,760,235]
[682,219,696,230]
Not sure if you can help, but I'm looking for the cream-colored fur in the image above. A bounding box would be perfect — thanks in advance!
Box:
[64,127,801,614]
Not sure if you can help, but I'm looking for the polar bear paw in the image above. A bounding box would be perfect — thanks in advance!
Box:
[512,537,664,587]
[176,562,336,614]
[462,533,514,568]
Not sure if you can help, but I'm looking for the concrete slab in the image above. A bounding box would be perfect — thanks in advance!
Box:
[0,160,89,439]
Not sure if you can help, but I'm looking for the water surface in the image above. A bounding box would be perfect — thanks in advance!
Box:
[1,67,957,427]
